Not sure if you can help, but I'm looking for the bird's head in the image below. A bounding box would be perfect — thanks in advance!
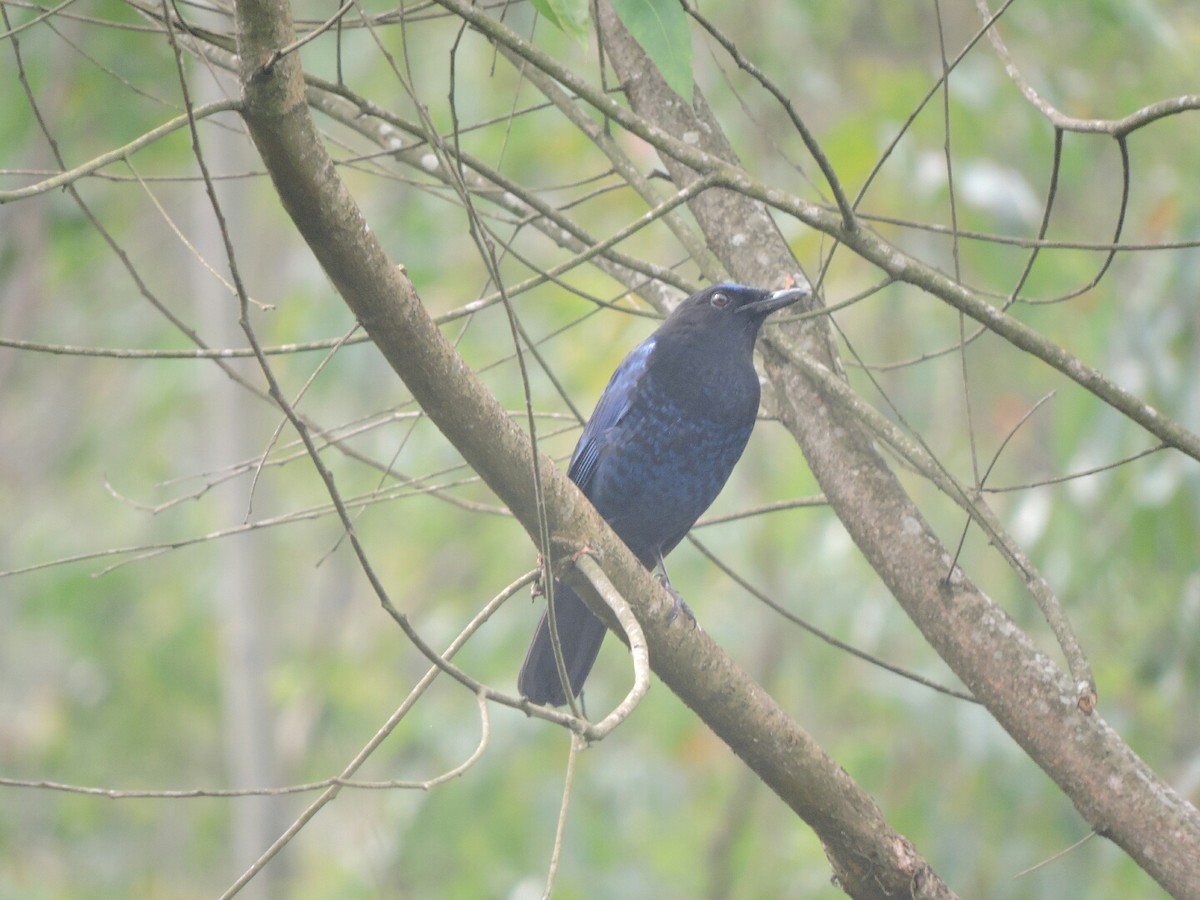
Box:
[666,282,811,339]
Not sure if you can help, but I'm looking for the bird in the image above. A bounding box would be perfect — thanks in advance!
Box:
[518,281,809,706]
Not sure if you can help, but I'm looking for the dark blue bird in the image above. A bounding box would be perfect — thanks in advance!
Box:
[518,282,808,706]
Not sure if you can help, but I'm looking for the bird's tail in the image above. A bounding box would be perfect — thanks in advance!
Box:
[517,583,607,706]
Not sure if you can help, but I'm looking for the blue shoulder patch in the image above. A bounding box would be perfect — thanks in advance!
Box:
[567,336,656,491]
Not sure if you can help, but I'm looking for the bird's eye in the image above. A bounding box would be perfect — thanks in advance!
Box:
[710,292,730,309]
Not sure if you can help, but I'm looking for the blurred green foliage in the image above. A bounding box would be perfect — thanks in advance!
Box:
[1,0,1198,897]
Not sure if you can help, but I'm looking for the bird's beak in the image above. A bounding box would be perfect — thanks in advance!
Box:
[741,284,811,316]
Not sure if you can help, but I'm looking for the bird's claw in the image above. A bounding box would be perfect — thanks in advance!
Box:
[658,576,697,628]
[531,553,546,599]
[532,545,595,600]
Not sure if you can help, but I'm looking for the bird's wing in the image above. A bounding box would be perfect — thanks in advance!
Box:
[566,336,656,492]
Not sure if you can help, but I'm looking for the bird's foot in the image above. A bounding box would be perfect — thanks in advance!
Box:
[658,576,697,628]
[531,553,546,599]
[532,545,594,599]
[651,550,697,628]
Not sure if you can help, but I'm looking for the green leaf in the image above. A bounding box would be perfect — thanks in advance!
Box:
[610,0,693,103]
[529,0,591,43]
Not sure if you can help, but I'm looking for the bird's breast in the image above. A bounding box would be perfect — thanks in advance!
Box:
[585,375,759,556]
